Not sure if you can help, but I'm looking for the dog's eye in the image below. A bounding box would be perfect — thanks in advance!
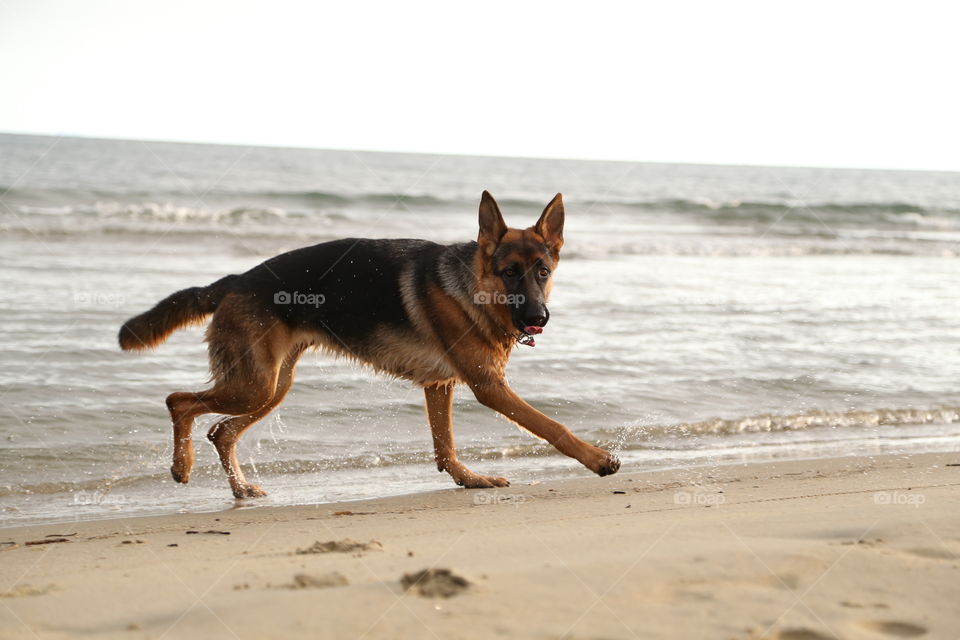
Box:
[503,267,517,278]
[538,268,550,278]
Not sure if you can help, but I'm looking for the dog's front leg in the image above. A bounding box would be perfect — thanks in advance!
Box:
[469,379,620,477]
[424,382,510,488]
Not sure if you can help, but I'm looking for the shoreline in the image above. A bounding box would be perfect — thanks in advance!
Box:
[5,423,959,531]
[2,452,958,639]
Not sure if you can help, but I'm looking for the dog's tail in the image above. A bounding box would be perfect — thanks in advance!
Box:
[118,275,238,351]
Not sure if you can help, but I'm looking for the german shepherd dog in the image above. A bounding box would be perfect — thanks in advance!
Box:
[119,192,620,498]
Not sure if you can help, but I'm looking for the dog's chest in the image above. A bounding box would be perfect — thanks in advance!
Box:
[365,326,459,385]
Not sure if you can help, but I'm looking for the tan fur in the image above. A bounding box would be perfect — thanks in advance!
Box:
[139,192,618,498]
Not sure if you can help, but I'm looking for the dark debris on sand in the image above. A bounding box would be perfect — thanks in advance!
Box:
[295,538,383,555]
[401,568,470,598]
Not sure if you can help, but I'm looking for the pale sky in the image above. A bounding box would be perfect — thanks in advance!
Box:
[1,1,958,171]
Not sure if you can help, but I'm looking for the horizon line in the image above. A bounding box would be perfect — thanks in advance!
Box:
[1,129,957,176]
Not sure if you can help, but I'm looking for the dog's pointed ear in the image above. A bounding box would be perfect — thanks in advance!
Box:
[478,190,507,253]
[535,193,564,253]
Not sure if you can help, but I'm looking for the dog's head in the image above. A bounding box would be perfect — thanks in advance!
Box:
[475,190,564,337]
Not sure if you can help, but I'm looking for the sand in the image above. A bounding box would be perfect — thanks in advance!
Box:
[1,452,958,639]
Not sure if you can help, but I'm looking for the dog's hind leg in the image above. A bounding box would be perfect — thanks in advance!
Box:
[166,375,279,490]
[166,390,211,484]
[424,382,510,488]
[206,345,304,498]
[164,295,297,496]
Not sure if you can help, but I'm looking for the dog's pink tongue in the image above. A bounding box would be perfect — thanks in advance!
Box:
[523,326,544,335]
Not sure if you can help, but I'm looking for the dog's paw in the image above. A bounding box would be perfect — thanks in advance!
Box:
[459,475,511,489]
[583,447,621,477]
[232,483,268,499]
[449,469,510,489]
[170,463,190,484]
[596,453,621,477]
[454,476,510,489]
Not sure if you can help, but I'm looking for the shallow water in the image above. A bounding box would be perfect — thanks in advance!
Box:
[1,133,958,526]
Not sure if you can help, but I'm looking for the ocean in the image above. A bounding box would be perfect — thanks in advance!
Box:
[1,133,958,527]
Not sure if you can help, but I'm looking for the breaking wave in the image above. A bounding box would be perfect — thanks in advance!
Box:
[606,406,960,440]
[3,406,956,499]
[4,182,959,226]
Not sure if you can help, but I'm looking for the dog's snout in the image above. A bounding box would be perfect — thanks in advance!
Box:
[525,312,548,328]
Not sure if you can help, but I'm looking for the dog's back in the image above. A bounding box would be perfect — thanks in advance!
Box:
[121,237,479,384]
[238,236,477,383]
[245,238,433,336]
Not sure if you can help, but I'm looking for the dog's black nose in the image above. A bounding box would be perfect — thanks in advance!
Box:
[525,314,548,327]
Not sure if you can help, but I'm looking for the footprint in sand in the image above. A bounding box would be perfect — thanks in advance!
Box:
[288,572,349,589]
[0,584,57,598]
[401,568,470,598]
[905,547,957,561]
[295,539,382,555]
[857,620,927,637]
